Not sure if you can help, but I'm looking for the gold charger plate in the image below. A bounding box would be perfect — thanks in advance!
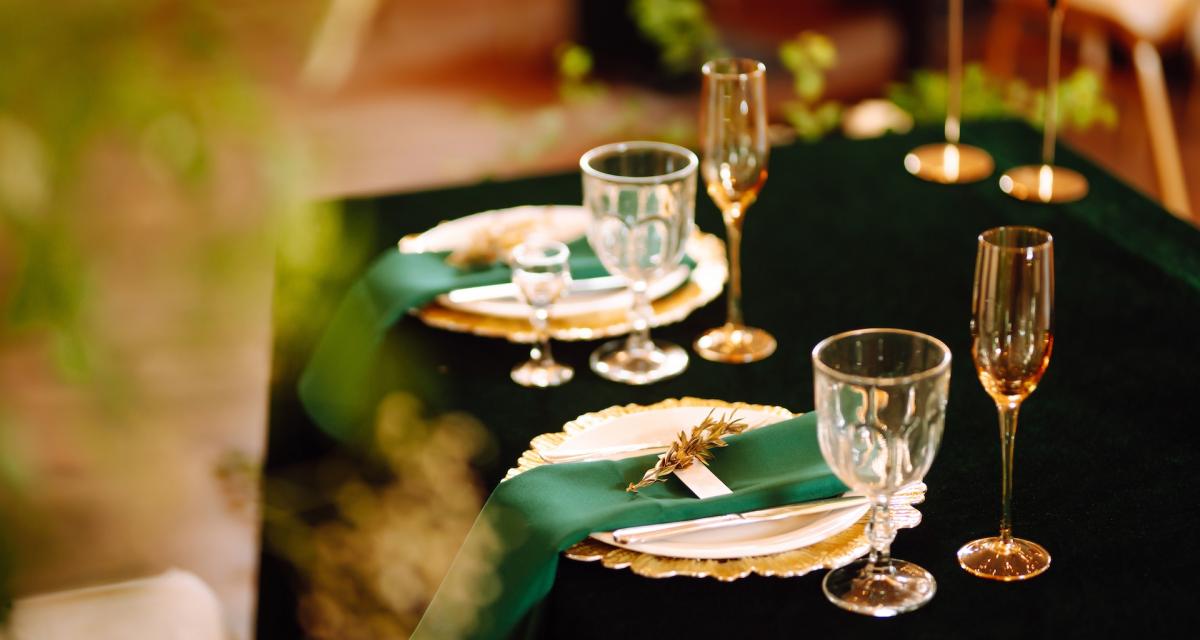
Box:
[398,205,727,343]
[507,397,927,582]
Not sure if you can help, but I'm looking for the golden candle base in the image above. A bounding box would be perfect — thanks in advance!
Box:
[957,537,1051,581]
[999,164,1088,203]
[694,323,776,363]
[904,143,994,184]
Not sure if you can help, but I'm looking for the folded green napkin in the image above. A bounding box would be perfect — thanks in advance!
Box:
[298,237,609,442]
[413,413,847,640]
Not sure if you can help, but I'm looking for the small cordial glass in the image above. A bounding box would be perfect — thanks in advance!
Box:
[510,240,573,388]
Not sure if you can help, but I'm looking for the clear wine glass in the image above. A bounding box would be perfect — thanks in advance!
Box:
[580,141,697,385]
[694,58,777,363]
[958,226,1054,580]
[509,240,573,388]
[998,0,1088,202]
[813,328,952,616]
[904,0,994,183]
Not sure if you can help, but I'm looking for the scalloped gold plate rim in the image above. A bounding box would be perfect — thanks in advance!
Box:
[402,227,727,344]
[506,397,926,581]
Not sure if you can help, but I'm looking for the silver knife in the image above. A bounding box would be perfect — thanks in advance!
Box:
[445,275,627,304]
[610,495,869,544]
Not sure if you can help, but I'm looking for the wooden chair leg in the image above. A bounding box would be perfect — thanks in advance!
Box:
[301,0,382,92]
[1078,22,1109,77]
[1132,40,1193,221]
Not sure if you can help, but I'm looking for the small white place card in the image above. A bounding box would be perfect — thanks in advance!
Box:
[675,463,732,499]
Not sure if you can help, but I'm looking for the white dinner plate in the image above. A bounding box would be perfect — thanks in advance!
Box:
[398,204,690,320]
[538,402,870,560]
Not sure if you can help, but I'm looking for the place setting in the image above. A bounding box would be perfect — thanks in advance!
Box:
[392,55,781,389]
[514,397,925,582]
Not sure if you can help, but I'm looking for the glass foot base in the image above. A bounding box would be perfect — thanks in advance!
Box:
[589,338,687,385]
[904,143,994,184]
[999,164,1088,203]
[958,537,1050,581]
[511,360,573,388]
[694,324,776,363]
[822,559,936,617]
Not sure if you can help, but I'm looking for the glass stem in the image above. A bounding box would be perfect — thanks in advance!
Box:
[1042,3,1064,166]
[530,305,553,365]
[997,400,1021,544]
[625,279,653,355]
[865,497,896,573]
[945,0,962,145]
[723,207,745,328]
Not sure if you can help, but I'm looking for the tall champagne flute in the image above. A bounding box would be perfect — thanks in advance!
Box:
[999,0,1088,202]
[958,226,1054,580]
[580,141,697,385]
[509,240,573,388]
[904,0,994,183]
[813,329,952,616]
[694,58,776,363]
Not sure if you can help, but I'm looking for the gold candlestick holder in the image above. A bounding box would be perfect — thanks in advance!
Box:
[999,0,1088,203]
[905,0,994,184]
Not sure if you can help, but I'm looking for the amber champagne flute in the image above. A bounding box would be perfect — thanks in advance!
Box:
[694,58,776,363]
[998,0,1088,202]
[958,226,1054,580]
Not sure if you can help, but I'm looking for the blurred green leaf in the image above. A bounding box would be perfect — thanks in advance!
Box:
[887,63,1117,131]
[802,32,837,69]
[630,0,724,75]
[779,31,843,142]
[556,42,593,81]
[794,69,824,102]
[554,42,606,103]
[779,41,806,71]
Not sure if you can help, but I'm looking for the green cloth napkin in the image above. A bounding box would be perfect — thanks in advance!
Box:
[413,413,848,640]
[298,237,609,442]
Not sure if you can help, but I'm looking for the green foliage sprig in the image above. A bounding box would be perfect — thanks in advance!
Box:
[779,32,843,142]
[627,411,747,492]
[887,63,1117,130]
[554,41,605,102]
[630,0,725,75]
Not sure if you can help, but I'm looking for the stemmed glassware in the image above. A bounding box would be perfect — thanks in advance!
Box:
[904,0,994,183]
[813,329,952,616]
[580,141,697,385]
[509,240,574,388]
[694,58,776,363]
[958,226,1054,580]
[999,0,1088,202]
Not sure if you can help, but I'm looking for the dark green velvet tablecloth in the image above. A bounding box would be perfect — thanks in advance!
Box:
[259,121,1200,638]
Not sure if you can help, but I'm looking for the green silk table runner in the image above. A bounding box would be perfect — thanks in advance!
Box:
[298,237,608,440]
[299,236,696,443]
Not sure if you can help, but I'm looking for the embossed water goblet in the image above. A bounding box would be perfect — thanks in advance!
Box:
[813,328,952,616]
[580,141,697,384]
